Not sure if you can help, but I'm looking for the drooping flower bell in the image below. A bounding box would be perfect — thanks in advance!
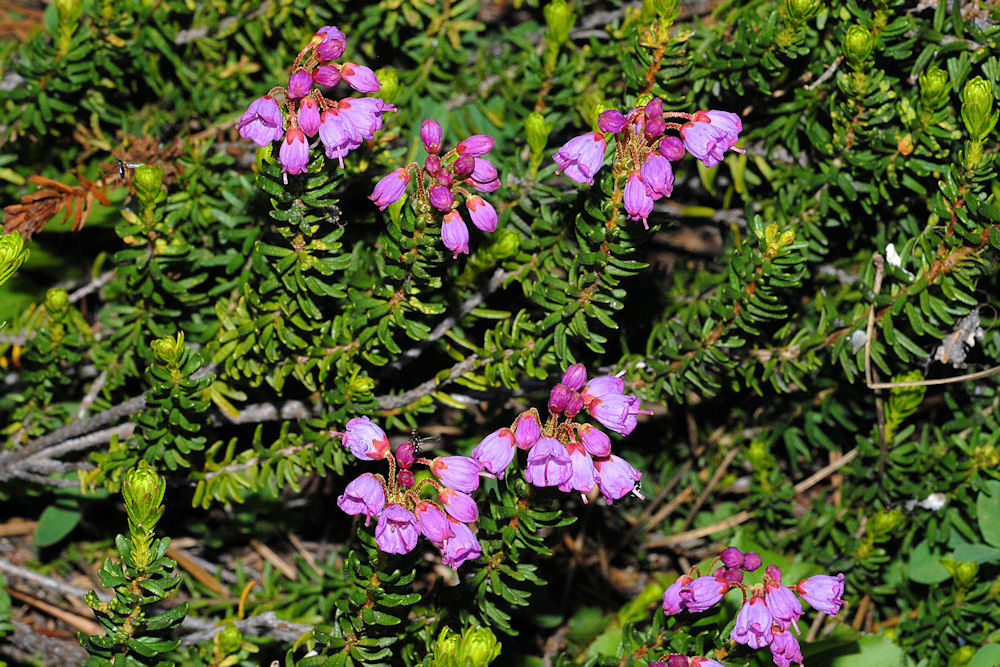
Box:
[552,132,607,185]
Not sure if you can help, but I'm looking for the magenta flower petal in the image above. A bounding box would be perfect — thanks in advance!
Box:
[340,63,381,93]
[237,96,284,147]
[279,127,310,178]
[338,416,391,461]
[370,168,410,210]
[438,487,479,523]
[414,500,453,545]
[374,504,419,554]
[513,411,541,450]
[593,454,643,503]
[429,185,455,212]
[440,519,482,568]
[466,195,497,232]
[431,455,483,493]
[524,436,572,487]
[297,97,321,137]
[681,575,729,613]
[577,423,610,458]
[558,440,597,499]
[795,573,846,615]
[456,134,495,156]
[337,473,386,526]
[730,596,773,649]
[421,118,443,154]
[623,170,654,228]
[287,70,313,99]
[640,153,674,199]
[553,132,606,185]
[470,157,498,184]
[441,210,470,258]
[471,428,516,477]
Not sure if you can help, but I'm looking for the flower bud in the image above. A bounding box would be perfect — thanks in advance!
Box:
[55,0,83,25]
[525,111,553,155]
[133,165,164,207]
[429,185,455,212]
[561,363,587,391]
[287,69,313,98]
[453,155,475,177]
[658,136,685,161]
[424,154,442,175]
[215,624,243,654]
[598,109,628,133]
[459,626,501,665]
[918,65,950,110]
[644,115,666,141]
[312,65,339,88]
[548,383,572,413]
[644,97,664,118]
[720,546,743,569]
[395,442,416,469]
[421,118,444,154]
[432,628,462,667]
[544,0,576,47]
[869,508,903,538]
[44,287,69,317]
[396,469,415,488]
[961,76,997,141]
[150,331,185,366]
[122,461,166,546]
[742,551,763,571]
[563,392,584,417]
[842,25,876,69]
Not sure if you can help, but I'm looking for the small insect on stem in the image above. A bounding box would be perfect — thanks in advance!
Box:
[115,158,146,183]
[409,429,442,454]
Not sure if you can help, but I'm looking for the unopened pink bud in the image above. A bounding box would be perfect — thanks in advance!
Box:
[421,118,443,154]
[312,65,341,87]
[598,109,628,133]
[395,442,416,469]
[287,70,313,99]
[564,392,584,418]
[456,134,495,156]
[429,185,455,212]
[658,136,685,161]
[453,154,475,177]
[561,363,587,391]
[424,154,442,175]
[549,383,572,413]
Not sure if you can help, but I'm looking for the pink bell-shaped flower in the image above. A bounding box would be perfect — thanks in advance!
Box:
[441,210,470,258]
[336,473,386,526]
[237,96,284,147]
[336,416,391,461]
[340,62,381,93]
[374,504,419,554]
[553,132,606,185]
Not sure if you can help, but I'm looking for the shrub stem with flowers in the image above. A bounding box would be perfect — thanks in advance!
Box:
[3,1,998,666]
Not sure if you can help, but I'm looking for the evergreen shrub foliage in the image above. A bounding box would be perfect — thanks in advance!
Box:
[0,0,999,664]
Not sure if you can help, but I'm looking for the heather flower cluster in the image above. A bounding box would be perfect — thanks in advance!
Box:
[237,25,395,183]
[332,417,487,568]
[663,546,847,667]
[469,364,650,504]
[369,118,501,258]
[553,98,744,228]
